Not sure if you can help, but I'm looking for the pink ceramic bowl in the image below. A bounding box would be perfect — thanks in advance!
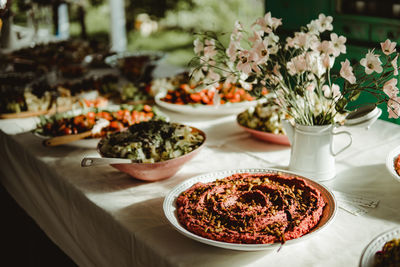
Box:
[97,126,206,182]
[237,123,290,146]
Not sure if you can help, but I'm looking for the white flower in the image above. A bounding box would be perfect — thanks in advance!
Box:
[305,51,326,77]
[248,30,263,44]
[285,36,295,49]
[231,20,243,41]
[307,19,321,35]
[205,68,221,83]
[226,41,238,62]
[287,54,307,75]
[250,40,269,65]
[330,33,346,57]
[193,38,203,55]
[293,32,319,50]
[318,40,335,55]
[340,59,356,84]
[360,50,383,74]
[253,12,282,33]
[316,14,333,32]
[322,53,335,69]
[383,78,399,98]
[391,54,399,76]
[203,39,217,59]
[236,50,253,75]
[380,39,396,55]
[387,97,400,119]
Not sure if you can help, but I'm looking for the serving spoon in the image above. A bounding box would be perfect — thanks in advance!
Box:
[43,118,110,147]
[81,157,134,167]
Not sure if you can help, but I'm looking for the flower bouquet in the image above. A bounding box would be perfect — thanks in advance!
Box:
[190,13,400,125]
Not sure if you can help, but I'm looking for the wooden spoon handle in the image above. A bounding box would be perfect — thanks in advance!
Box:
[43,131,92,147]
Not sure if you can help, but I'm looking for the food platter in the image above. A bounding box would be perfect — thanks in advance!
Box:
[359,227,400,267]
[155,93,259,116]
[33,104,166,147]
[163,168,337,251]
[385,145,400,182]
[237,123,290,145]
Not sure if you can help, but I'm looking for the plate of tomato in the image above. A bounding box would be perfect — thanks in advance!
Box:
[34,104,167,147]
[155,83,267,116]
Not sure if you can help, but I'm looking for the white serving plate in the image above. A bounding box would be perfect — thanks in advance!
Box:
[155,93,259,116]
[359,227,400,267]
[386,145,400,182]
[163,168,337,251]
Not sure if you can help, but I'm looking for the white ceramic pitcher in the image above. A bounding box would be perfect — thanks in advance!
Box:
[282,121,352,182]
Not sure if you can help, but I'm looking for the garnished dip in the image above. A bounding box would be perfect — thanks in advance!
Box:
[176,172,326,244]
[98,120,204,163]
[237,99,288,135]
[395,155,400,176]
[374,238,400,267]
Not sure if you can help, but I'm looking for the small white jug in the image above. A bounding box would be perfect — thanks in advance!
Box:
[282,122,352,182]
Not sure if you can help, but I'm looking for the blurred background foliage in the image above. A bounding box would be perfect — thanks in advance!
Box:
[9,0,264,66]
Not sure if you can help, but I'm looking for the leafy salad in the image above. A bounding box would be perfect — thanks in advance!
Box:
[237,98,288,135]
[98,120,204,163]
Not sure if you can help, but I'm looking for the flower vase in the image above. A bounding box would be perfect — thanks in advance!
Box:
[282,121,353,182]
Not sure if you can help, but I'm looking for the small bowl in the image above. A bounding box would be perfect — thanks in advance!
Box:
[238,124,290,145]
[97,126,206,182]
[385,144,400,182]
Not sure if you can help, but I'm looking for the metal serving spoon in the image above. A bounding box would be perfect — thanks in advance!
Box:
[81,157,134,167]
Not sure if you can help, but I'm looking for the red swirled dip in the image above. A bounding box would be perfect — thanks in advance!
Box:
[176,172,326,244]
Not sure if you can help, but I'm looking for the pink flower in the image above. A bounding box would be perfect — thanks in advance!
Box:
[387,97,400,119]
[206,68,220,82]
[380,39,397,55]
[253,12,282,33]
[231,20,243,41]
[226,41,238,62]
[391,54,399,76]
[285,36,295,49]
[340,59,356,84]
[250,40,269,65]
[203,39,217,59]
[331,83,341,99]
[330,33,346,57]
[306,83,315,92]
[322,84,330,98]
[383,78,399,98]
[248,30,263,44]
[360,50,383,74]
[318,40,335,55]
[287,54,307,75]
[322,54,334,69]
[193,38,203,55]
[236,50,252,75]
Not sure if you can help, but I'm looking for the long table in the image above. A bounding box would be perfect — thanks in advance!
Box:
[1,109,400,267]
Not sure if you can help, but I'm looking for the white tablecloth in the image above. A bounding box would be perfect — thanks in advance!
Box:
[1,110,400,267]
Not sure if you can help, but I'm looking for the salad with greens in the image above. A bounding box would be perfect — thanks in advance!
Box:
[237,98,288,135]
[98,120,204,163]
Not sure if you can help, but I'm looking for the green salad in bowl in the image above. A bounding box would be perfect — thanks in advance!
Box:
[98,120,205,163]
[237,98,290,145]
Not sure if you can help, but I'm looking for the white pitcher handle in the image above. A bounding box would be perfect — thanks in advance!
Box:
[331,129,352,156]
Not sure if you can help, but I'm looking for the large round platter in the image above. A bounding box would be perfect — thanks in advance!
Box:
[155,93,259,116]
[359,227,400,267]
[385,145,400,182]
[163,168,337,251]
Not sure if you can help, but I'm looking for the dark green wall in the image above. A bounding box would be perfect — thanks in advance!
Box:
[266,0,400,124]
